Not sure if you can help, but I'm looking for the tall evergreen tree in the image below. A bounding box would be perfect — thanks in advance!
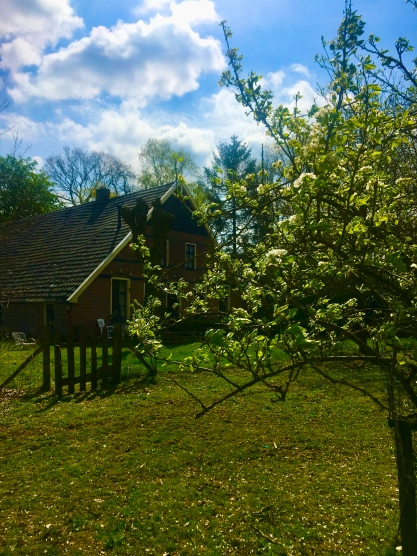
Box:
[202,135,257,255]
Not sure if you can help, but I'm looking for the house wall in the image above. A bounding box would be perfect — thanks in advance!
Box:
[67,226,209,334]
[1,195,210,338]
[1,302,44,337]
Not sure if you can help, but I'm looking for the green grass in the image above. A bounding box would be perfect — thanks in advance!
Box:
[0,341,202,393]
[0,364,400,555]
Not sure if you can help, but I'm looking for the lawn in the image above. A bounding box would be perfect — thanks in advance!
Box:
[0,361,400,555]
[0,340,203,393]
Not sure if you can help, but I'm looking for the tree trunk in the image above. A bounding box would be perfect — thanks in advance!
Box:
[393,419,417,556]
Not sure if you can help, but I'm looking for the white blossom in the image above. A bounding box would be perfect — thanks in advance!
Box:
[265,248,287,263]
[315,105,332,119]
[257,183,272,195]
[293,172,316,189]
[395,177,412,186]
[359,166,373,174]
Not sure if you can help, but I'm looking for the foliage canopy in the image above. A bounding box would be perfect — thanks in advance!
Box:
[0,155,62,224]
[138,138,197,190]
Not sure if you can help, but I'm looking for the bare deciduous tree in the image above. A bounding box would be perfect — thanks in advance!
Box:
[45,146,137,205]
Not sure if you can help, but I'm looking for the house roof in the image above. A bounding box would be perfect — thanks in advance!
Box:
[0,183,176,303]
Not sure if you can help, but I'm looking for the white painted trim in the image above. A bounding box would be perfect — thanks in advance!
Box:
[67,183,178,303]
[161,238,169,267]
[67,232,132,303]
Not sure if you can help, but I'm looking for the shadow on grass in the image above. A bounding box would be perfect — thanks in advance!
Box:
[22,371,159,411]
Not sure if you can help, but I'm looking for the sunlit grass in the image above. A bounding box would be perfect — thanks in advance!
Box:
[0,365,399,555]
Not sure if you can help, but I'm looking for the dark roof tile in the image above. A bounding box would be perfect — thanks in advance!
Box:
[0,184,174,302]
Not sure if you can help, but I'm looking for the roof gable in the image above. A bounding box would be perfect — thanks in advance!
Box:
[0,184,179,303]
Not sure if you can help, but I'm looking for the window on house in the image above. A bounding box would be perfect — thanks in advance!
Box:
[45,304,55,329]
[111,279,129,320]
[185,243,196,270]
[161,239,169,267]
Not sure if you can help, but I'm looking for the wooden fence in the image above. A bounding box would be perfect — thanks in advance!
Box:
[43,324,124,397]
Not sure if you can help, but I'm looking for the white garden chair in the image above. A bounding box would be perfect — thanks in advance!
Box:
[97,319,114,339]
[12,332,37,348]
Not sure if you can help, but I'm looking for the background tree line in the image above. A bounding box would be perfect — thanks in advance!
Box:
[0,123,277,227]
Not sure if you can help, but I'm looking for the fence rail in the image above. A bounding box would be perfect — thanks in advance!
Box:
[0,325,204,396]
[46,325,123,397]
[0,324,125,396]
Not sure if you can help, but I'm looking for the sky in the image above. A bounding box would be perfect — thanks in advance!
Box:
[0,0,415,172]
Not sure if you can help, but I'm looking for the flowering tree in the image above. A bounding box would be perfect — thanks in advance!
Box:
[127,2,417,552]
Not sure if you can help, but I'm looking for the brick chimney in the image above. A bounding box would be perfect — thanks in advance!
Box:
[96,188,110,203]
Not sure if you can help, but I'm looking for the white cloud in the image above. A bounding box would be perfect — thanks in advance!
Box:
[132,0,172,16]
[263,70,285,91]
[0,0,83,70]
[281,80,321,112]
[72,101,217,168]
[290,63,311,77]
[0,69,320,170]
[170,0,219,25]
[6,2,225,105]
[133,0,217,23]
[32,155,44,169]
[201,88,266,153]
[262,71,321,113]
[0,39,42,72]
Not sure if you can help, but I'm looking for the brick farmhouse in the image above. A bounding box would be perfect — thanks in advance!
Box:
[0,183,212,337]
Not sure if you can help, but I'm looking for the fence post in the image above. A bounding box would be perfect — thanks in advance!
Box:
[79,328,87,392]
[102,333,109,388]
[67,328,75,395]
[91,335,97,391]
[54,345,62,398]
[42,326,50,391]
[112,324,122,383]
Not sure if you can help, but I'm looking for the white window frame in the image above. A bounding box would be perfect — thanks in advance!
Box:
[110,277,131,319]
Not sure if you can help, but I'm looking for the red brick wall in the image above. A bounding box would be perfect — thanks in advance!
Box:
[2,302,44,337]
[67,226,209,332]
[2,225,210,336]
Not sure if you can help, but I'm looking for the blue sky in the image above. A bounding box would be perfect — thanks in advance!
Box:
[0,0,415,171]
